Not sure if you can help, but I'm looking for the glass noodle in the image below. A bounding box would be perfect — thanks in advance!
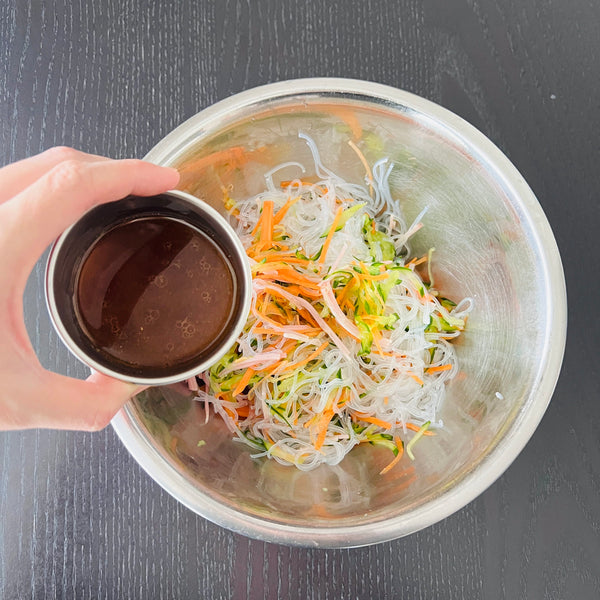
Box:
[190,133,472,472]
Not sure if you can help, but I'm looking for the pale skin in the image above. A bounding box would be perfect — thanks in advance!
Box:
[0,147,180,431]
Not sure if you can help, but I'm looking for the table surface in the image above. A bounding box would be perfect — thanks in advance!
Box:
[1,1,599,598]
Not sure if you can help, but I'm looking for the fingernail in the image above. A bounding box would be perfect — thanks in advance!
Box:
[166,166,180,181]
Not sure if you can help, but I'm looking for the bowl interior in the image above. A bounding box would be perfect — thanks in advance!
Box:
[118,85,562,544]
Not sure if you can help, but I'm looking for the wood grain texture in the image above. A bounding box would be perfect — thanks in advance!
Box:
[1,0,599,598]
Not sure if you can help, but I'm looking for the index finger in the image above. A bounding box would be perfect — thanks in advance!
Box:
[0,147,110,204]
[0,158,180,282]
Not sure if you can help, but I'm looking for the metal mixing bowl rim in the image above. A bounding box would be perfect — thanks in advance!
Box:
[111,78,567,548]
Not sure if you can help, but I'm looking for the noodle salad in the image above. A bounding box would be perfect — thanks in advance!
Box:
[190,133,472,473]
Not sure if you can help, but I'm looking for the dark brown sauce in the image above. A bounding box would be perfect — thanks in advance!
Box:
[75,216,235,372]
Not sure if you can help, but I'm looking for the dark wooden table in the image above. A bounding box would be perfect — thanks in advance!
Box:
[1,1,599,598]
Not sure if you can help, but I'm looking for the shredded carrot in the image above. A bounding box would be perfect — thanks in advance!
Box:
[360,272,389,282]
[371,327,384,355]
[261,299,287,319]
[404,422,435,436]
[296,307,319,328]
[250,303,286,329]
[235,404,250,418]
[275,341,329,374]
[251,205,265,236]
[318,206,344,265]
[261,361,286,377]
[232,368,255,397]
[355,414,392,430]
[280,179,315,188]
[426,364,453,374]
[315,409,334,450]
[357,263,389,280]
[222,406,237,421]
[262,268,320,289]
[406,255,428,268]
[261,200,274,246]
[342,298,355,314]
[251,325,321,336]
[327,316,361,342]
[280,338,299,354]
[377,351,407,359]
[335,279,358,309]
[273,196,299,225]
[337,388,350,407]
[296,286,321,299]
[260,255,310,266]
[379,437,404,475]
[409,373,424,386]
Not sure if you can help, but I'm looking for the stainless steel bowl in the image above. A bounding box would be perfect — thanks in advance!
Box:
[111,78,567,547]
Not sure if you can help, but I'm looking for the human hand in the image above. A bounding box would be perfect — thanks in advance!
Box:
[0,147,180,431]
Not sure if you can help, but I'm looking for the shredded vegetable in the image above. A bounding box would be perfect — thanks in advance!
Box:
[191,134,472,472]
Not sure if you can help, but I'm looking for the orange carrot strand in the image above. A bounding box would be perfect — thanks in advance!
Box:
[273,196,299,225]
[318,206,344,265]
[232,368,255,397]
[379,437,404,475]
[426,364,453,374]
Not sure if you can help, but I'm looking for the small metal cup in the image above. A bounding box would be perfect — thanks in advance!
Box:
[45,190,252,386]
